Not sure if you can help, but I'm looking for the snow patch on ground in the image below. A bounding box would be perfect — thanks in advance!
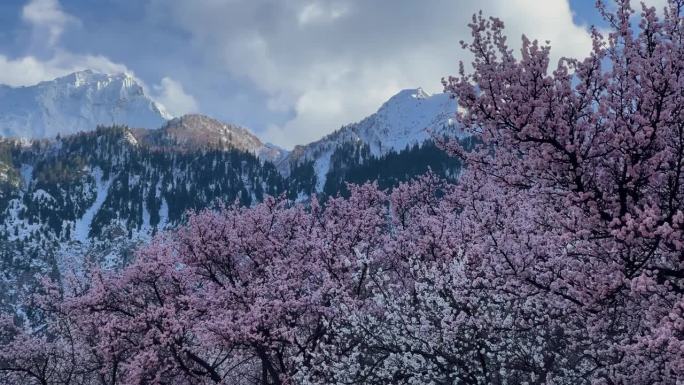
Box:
[73,167,113,243]
[142,200,151,232]
[314,149,333,192]
[3,198,44,241]
[158,198,169,230]
[19,164,33,188]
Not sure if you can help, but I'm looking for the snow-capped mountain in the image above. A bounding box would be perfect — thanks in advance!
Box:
[135,114,288,163]
[0,69,457,179]
[0,84,467,312]
[283,87,461,189]
[0,70,171,138]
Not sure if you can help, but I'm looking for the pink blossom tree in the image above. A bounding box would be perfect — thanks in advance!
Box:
[306,0,684,383]
[52,189,390,385]
[0,279,105,385]
[1,1,682,384]
[438,0,684,382]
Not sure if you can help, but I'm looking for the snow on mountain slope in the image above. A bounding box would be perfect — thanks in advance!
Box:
[137,113,288,163]
[0,70,171,138]
[73,167,113,243]
[283,88,461,187]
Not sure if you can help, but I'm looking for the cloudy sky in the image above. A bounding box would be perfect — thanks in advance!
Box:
[0,0,669,148]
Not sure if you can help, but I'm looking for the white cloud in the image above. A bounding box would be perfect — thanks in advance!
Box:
[0,0,198,122]
[643,0,669,9]
[152,77,199,116]
[22,0,77,46]
[152,0,596,149]
[0,0,129,88]
[641,0,677,15]
[298,1,350,26]
[0,51,129,87]
[0,52,198,119]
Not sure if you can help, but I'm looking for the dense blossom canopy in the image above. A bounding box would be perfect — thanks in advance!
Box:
[1,1,683,384]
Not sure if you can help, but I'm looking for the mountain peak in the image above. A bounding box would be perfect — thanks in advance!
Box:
[0,70,171,139]
[162,114,256,142]
[50,70,133,87]
[139,113,288,163]
[282,86,460,188]
[387,87,432,102]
